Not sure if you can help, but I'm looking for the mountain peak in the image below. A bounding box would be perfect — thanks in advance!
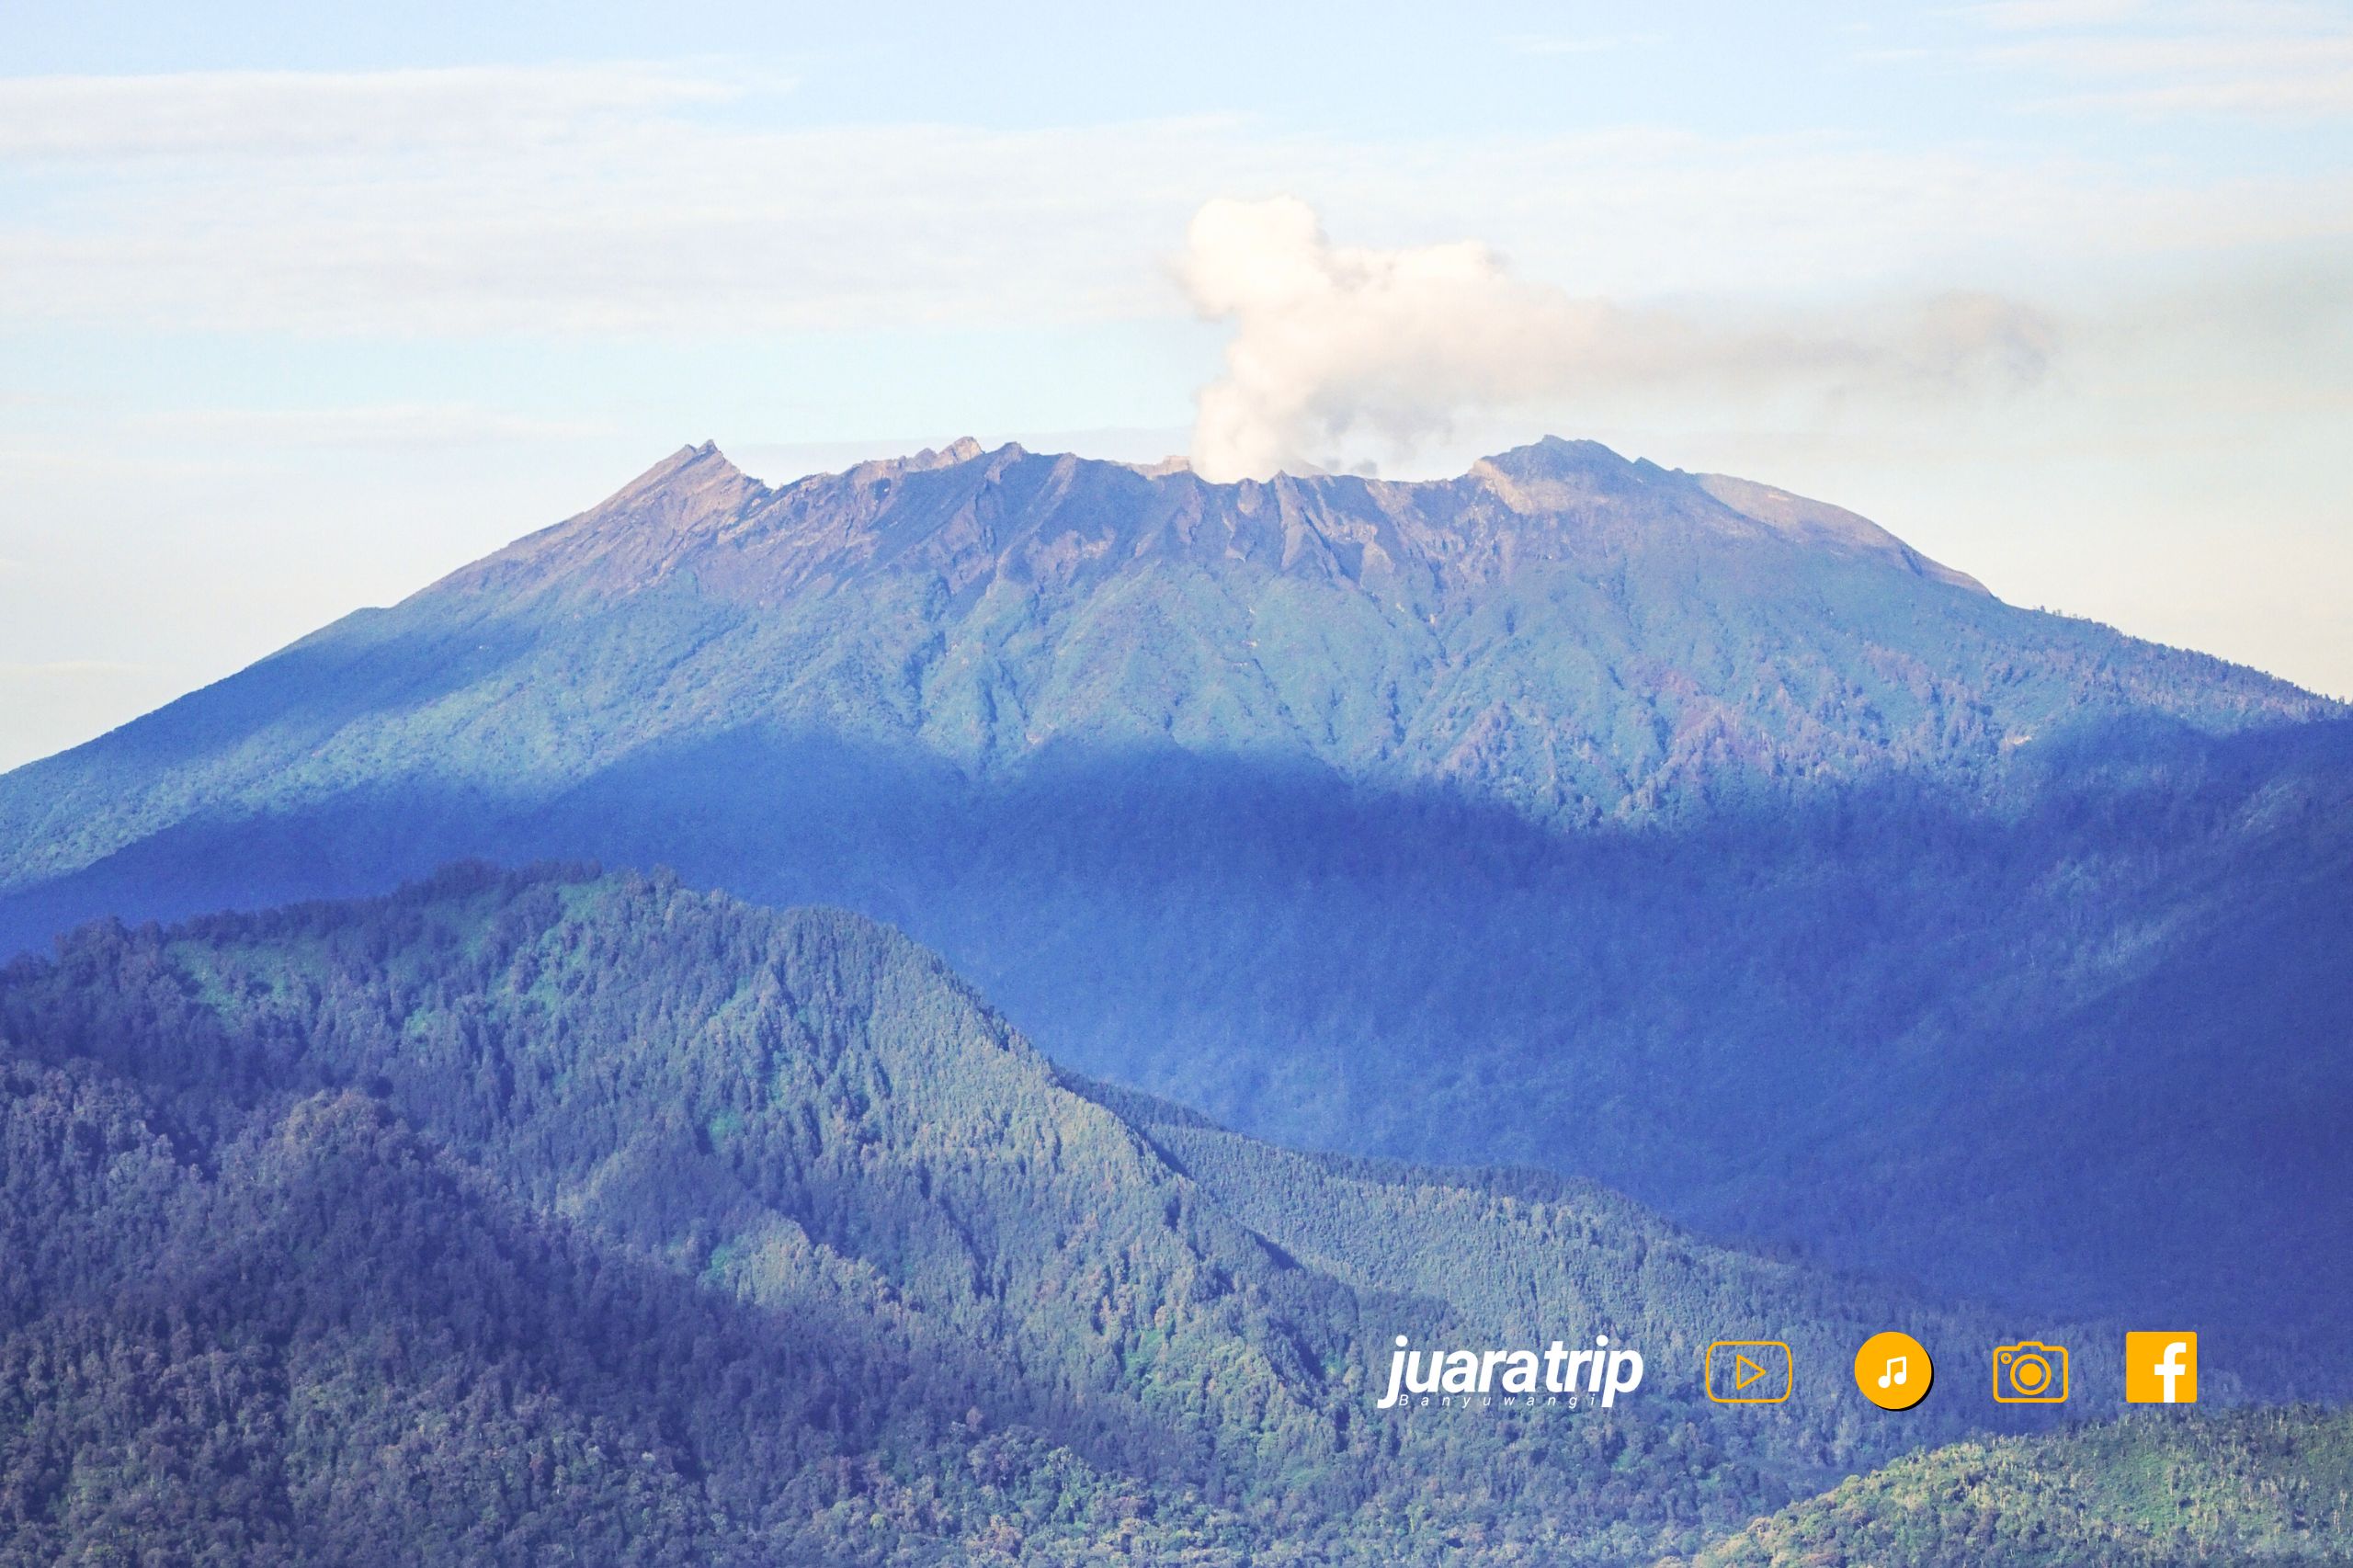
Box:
[612,438,743,494]
[436,438,763,599]
[895,436,986,472]
[1478,434,1640,477]
[1461,437,1989,592]
[589,438,757,525]
[586,437,760,532]
[1467,437,1665,510]
[443,429,2014,609]
[1695,472,1988,594]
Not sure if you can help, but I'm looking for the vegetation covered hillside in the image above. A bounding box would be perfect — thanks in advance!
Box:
[0,864,2144,1564]
[1685,1407,2353,1567]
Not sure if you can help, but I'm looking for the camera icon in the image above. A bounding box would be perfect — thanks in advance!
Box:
[1991,1341,2070,1403]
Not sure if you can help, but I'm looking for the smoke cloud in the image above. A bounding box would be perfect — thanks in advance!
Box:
[1181,197,2058,482]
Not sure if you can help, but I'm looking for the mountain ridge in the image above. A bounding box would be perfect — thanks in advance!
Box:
[446,435,1999,608]
[0,861,2150,1563]
[1,431,2331,904]
[0,436,2345,1350]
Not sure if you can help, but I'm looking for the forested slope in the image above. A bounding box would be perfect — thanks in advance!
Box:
[1686,1408,2353,1567]
[0,862,2197,1564]
[2,438,2344,1346]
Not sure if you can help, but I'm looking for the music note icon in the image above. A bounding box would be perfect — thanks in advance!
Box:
[1855,1332,1933,1409]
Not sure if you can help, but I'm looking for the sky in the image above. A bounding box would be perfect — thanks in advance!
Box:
[3,0,2350,769]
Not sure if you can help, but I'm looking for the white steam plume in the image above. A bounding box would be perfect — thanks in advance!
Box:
[1181,197,2058,482]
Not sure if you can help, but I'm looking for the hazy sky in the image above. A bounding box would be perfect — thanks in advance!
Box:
[4,0,2350,769]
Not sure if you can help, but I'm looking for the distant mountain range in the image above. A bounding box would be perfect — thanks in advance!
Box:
[1,865,2332,1565]
[2,436,2347,1351]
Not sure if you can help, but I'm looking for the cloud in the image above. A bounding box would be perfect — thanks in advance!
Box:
[2,62,2343,346]
[1962,0,2153,30]
[0,659,145,678]
[0,64,752,160]
[142,404,613,450]
[1502,33,1665,57]
[0,65,1256,336]
[1961,1,2353,117]
[1180,198,2059,482]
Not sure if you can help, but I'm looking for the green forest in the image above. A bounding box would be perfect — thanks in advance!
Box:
[0,862,2337,1563]
[1688,1407,2353,1567]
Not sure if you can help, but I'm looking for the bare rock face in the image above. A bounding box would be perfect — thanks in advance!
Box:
[457,434,1999,608]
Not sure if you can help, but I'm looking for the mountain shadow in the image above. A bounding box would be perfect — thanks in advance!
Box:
[3,437,2347,1350]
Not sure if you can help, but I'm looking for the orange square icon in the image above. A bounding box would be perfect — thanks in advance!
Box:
[1705,1341,1792,1403]
[2125,1332,2198,1403]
